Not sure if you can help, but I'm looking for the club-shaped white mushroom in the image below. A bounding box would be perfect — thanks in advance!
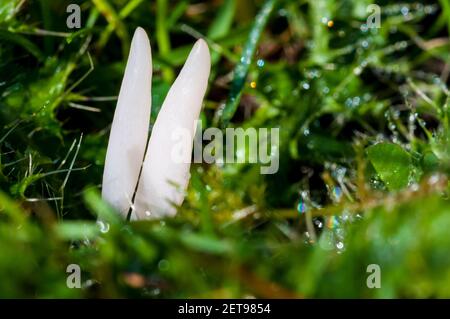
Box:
[102,27,211,220]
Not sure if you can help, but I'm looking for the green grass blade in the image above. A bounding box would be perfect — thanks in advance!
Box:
[220,0,278,127]
[207,0,236,40]
[0,30,43,61]
[93,0,130,58]
[156,0,174,82]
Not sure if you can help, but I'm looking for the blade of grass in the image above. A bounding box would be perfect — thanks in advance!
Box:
[92,0,129,58]
[219,0,278,127]
[439,0,450,37]
[207,0,236,64]
[38,0,53,53]
[156,0,174,82]
[309,0,333,65]
[207,0,236,40]
[96,0,145,52]
[179,24,237,64]
[0,30,43,61]
[167,0,188,28]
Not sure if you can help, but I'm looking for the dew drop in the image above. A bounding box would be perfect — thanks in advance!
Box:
[353,67,362,75]
[401,6,409,16]
[303,128,310,136]
[96,220,110,233]
[298,202,306,214]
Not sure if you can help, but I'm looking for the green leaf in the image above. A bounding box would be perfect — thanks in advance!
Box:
[366,143,412,191]
[54,221,100,240]
[0,30,43,61]
[156,0,173,82]
[180,232,232,255]
[207,0,236,40]
[220,0,278,127]
[4,58,75,136]
[83,187,121,225]
[0,0,22,24]
[207,0,236,64]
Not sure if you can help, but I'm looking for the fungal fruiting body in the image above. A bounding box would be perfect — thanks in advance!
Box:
[101,27,151,219]
[102,27,211,220]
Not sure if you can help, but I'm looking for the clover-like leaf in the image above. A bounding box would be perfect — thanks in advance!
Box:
[366,142,412,191]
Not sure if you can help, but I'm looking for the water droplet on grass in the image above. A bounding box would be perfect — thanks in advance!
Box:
[297,201,307,214]
[96,220,110,233]
[401,6,409,16]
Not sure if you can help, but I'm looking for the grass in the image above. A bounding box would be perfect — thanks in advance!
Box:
[0,0,450,298]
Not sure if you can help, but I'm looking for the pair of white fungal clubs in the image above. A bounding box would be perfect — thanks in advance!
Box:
[102,27,211,220]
